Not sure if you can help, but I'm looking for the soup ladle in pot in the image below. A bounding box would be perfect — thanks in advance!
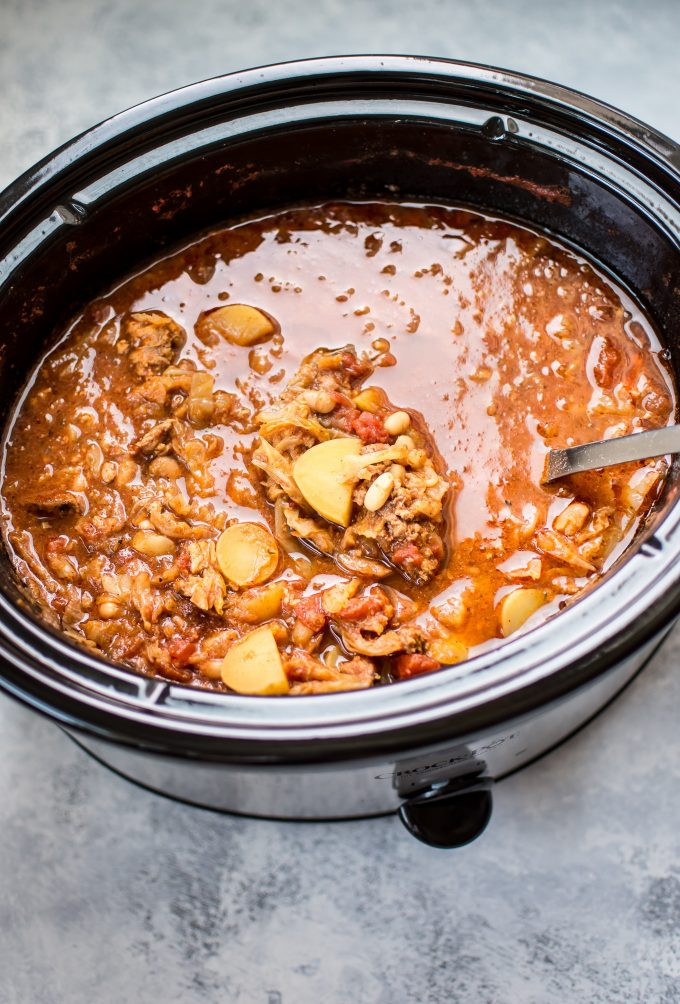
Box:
[544,425,680,483]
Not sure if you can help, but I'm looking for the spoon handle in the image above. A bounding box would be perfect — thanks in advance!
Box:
[544,425,680,483]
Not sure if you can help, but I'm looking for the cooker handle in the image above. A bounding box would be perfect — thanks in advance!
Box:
[398,776,493,848]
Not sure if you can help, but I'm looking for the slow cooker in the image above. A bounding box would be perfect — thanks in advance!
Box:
[1,56,679,847]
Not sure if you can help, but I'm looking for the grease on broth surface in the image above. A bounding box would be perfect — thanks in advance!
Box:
[1,203,675,693]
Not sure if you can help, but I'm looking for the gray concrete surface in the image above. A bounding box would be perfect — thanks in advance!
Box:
[1,1,680,1001]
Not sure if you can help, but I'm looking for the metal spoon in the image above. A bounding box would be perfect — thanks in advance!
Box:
[544,425,680,483]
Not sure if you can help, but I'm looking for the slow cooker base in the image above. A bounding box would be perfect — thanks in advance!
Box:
[61,630,665,842]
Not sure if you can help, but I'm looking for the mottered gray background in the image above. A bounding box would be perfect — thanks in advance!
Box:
[1,1,680,1001]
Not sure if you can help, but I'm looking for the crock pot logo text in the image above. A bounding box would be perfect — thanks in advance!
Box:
[373,735,516,780]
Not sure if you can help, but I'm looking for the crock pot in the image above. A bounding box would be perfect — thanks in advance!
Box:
[1,56,679,848]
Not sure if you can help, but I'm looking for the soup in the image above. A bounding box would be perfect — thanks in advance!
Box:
[1,203,674,694]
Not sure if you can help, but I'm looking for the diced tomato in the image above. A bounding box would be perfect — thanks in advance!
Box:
[336,594,386,622]
[352,411,390,444]
[294,592,327,633]
[331,404,362,435]
[392,543,424,568]
[167,637,197,664]
[395,653,441,679]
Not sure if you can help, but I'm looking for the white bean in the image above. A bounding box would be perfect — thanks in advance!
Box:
[363,472,394,512]
[131,531,176,556]
[395,434,415,451]
[98,600,122,619]
[384,410,411,435]
[100,461,117,484]
[115,458,138,487]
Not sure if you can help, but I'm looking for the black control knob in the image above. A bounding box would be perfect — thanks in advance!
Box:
[398,777,493,848]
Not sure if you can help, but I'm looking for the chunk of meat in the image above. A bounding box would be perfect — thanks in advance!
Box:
[347,464,448,585]
[45,547,79,582]
[254,347,372,462]
[283,346,372,401]
[285,648,376,694]
[130,419,181,458]
[122,311,186,378]
[25,490,85,517]
[135,365,195,407]
[129,570,176,631]
[334,587,394,635]
[336,350,373,382]
[174,540,227,614]
[75,492,128,542]
[143,640,193,683]
[335,593,384,621]
[339,622,425,657]
[9,529,60,601]
[146,501,212,540]
[188,628,240,664]
[170,434,221,498]
[176,569,226,614]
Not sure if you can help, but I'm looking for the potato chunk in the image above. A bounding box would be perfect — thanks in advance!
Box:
[292,437,362,527]
[499,587,547,637]
[221,626,289,695]
[352,386,387,414]
[229,581,285,623]
[426,635,468,664]
[201,304,275,346]
[216,523,279,587]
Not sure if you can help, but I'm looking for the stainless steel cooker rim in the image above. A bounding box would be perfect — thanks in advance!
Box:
[1,55,679,758]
